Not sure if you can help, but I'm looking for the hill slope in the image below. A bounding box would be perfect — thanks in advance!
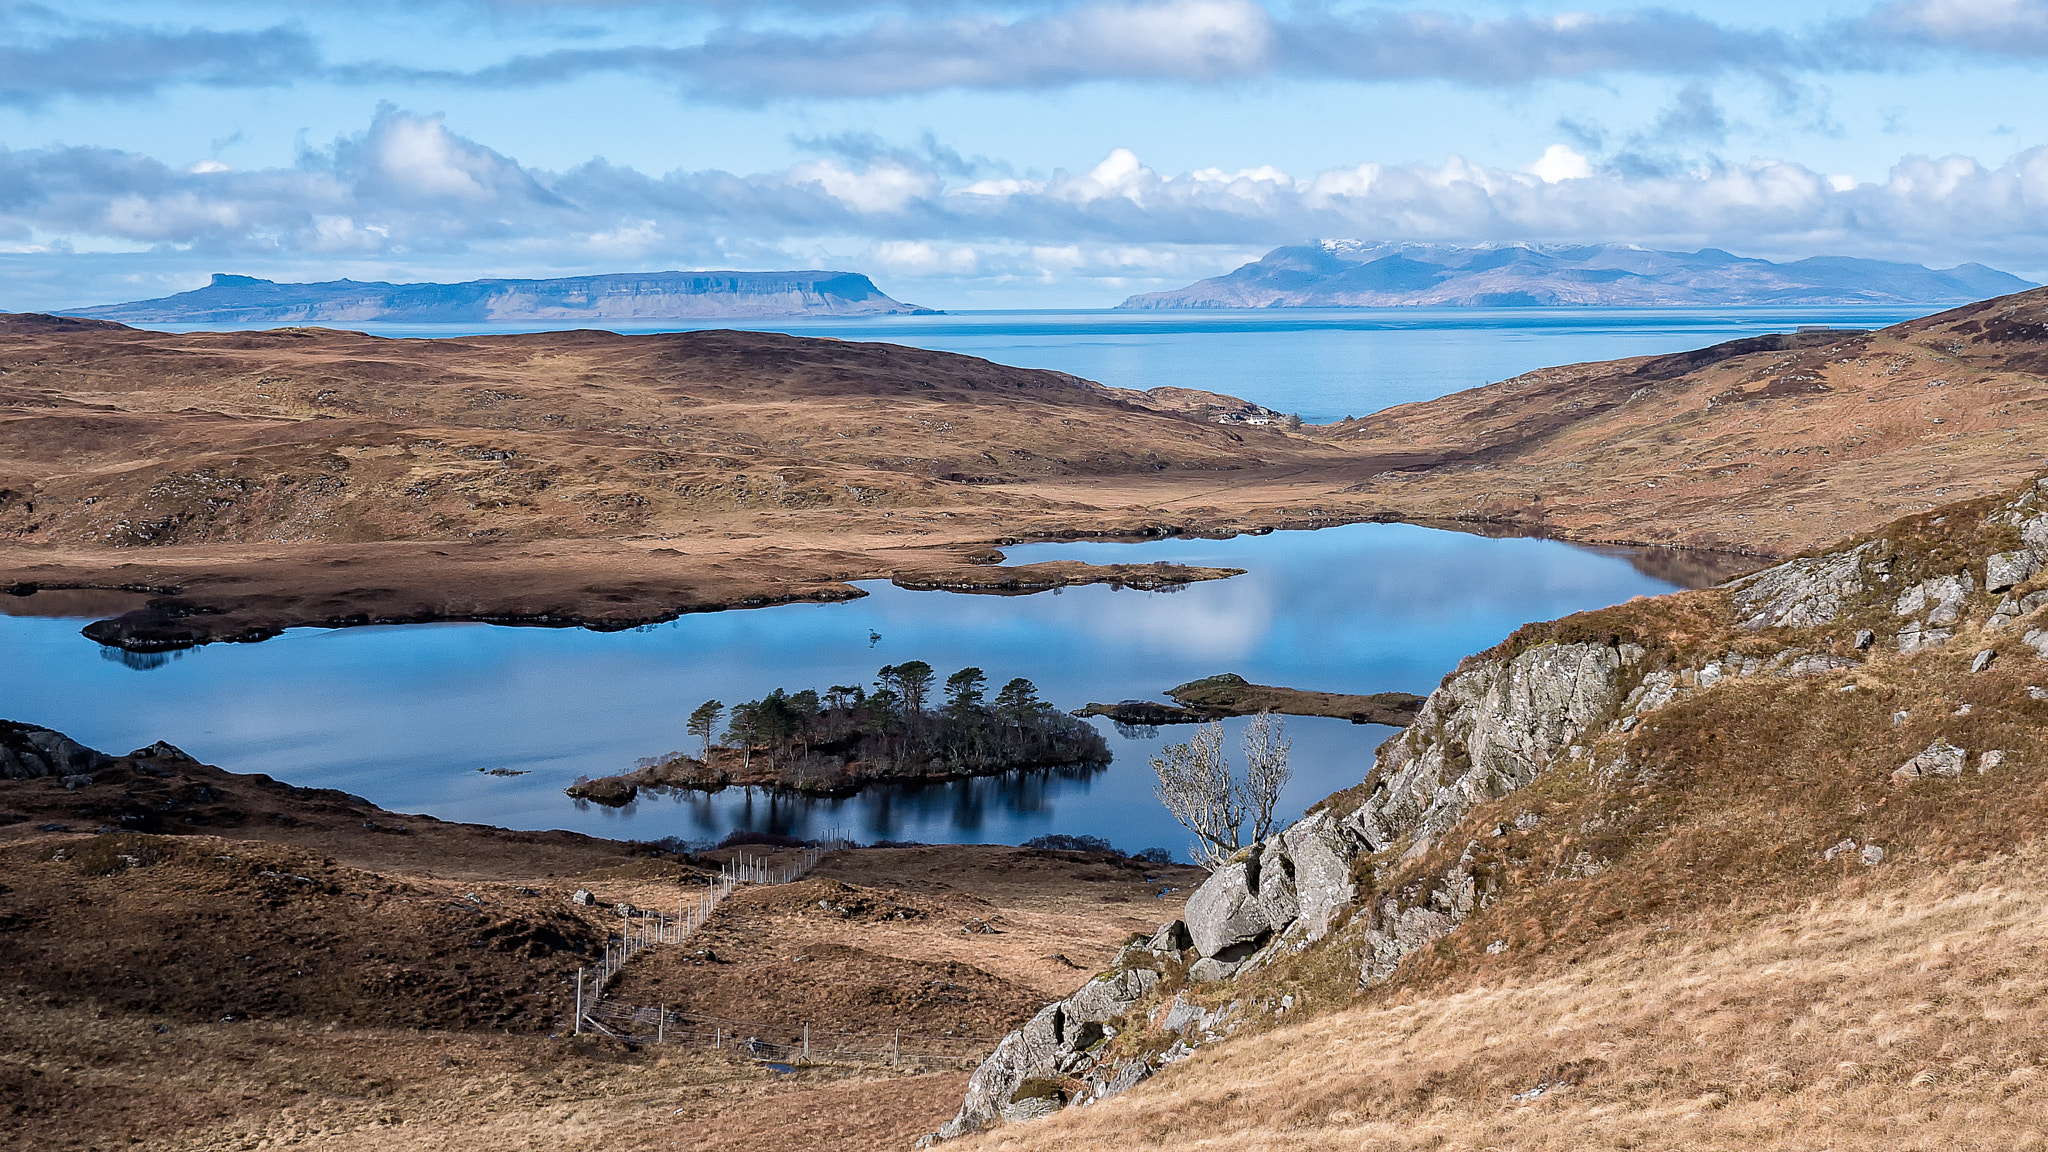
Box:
[1121,241,2036,308]
[66,270,933,322]
[930,473,2048,1148]
[5,288,2048,649]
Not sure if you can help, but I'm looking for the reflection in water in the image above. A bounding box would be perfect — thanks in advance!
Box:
[3,589,155,619]
[99,647,186,672]
[583,762,1113,844]
[0,522,1690,853]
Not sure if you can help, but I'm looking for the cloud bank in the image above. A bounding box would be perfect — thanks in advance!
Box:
[9,1,2048,105]
[5,108,2048,307]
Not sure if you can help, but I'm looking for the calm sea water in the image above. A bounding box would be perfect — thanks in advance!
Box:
[143,304,1930,424]
[0,524,1706,857]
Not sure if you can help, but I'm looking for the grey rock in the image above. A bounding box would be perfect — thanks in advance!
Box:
[1188,954,1251,983]
[1183,859,1271,958]
[1253,838,1300,931]
[1854,629,1875,650]
[570,889,596,906]
[60,773,93,789]
[1344,642,1629,853]
[1781,653,1860,678]
[1145,919,1191,954]
[1728,539,1893,630]
[1086,1058,1151,1103]
[1979,750,2009,774]
[1278,812,1358,941]
[1897,625,1954,654]
[933,958,1164,1139]
[1988,589,2048,631]
[1859,845,1887,866]
[1160,997,1205,1034]
[2025,628,2048,660]
[1972,649,1997,673]
[1891,739,1967,784]
[1987,550,2039,593]
[1822,838,1859,862]
[1063,967,1159,1024]
[0,721,115,781]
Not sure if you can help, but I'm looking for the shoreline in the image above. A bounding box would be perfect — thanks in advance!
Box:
[0,521,1753,655]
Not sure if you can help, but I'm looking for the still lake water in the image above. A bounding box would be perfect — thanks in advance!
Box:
[11,305,1903,854]
[145,303,1931,425]
[1,525,1710,856]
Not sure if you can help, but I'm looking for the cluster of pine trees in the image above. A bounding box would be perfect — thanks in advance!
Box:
[668,661,1111,791]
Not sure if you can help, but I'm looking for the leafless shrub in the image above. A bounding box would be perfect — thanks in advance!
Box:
[1151,714,1292,870]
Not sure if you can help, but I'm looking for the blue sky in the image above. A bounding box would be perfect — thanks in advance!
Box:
[4,0,2048,308]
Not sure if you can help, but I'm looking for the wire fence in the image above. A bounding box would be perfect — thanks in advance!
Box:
[578,999,999,1069]
[574,831,856,1029]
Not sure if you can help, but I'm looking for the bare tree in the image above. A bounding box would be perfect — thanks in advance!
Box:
[1238,710,1292,846]
[1148,714,1292,871]
[1150,722,1242,870]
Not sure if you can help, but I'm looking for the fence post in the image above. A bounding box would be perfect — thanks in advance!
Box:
[658,1004,665,1044]
[804,1023,810,1063]
[574,968,584,1033]
[893,1029,899,1067]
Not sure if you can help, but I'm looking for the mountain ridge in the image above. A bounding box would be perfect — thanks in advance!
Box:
[64,269,935,323]
[1120,241,2037,309]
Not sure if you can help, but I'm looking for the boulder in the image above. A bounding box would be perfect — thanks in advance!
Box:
[1145,919,1192,954]
[1182,859,1271,958]
[1972,649,1997,673]
[1253,839,1299,929]
[1278,812,1358,941]
[570,889,596,906]
[1891,739,1967,784]
[1987,551,2039,593]
[1063,967,1159,1024]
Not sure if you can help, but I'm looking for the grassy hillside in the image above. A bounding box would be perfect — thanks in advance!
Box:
[947,475,2048,1150]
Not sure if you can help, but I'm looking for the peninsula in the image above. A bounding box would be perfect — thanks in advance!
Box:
[1078,673,1426,727]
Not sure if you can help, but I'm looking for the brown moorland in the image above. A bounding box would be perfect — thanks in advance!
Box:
[5,288,2048,647]
[0,731,1203,1151]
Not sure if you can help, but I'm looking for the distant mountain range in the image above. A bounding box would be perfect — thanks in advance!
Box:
[1118,242,2038,309]
[67,271,934,323]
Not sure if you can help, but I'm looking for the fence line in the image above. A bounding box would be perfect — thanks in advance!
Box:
[574,831,854,1032]
[579,998,998,1068]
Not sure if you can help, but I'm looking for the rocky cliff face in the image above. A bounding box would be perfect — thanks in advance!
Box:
[929,474,2048,1142]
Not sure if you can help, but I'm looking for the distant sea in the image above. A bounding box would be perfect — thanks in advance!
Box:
[141,304,1935,423]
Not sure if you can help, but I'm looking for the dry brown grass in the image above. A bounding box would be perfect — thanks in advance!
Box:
[966,840,2048,1152]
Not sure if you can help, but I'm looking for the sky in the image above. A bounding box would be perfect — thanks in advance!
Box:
[3,0,2048,309]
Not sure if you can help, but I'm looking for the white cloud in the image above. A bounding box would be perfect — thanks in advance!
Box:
[1528,145,1594,184]
[6,108,2048,308]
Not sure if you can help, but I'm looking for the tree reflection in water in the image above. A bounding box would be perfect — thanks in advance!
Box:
[631,763,1113,843]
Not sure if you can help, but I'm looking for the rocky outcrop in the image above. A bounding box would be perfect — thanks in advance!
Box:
[1343,641,1637,854]
[1728,539,1895,630]
[0,720,115,780]
[931,967,1161,1140]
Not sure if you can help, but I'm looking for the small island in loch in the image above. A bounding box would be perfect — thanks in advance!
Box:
[567,662,1108,804]
[1078,672,1426,727]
